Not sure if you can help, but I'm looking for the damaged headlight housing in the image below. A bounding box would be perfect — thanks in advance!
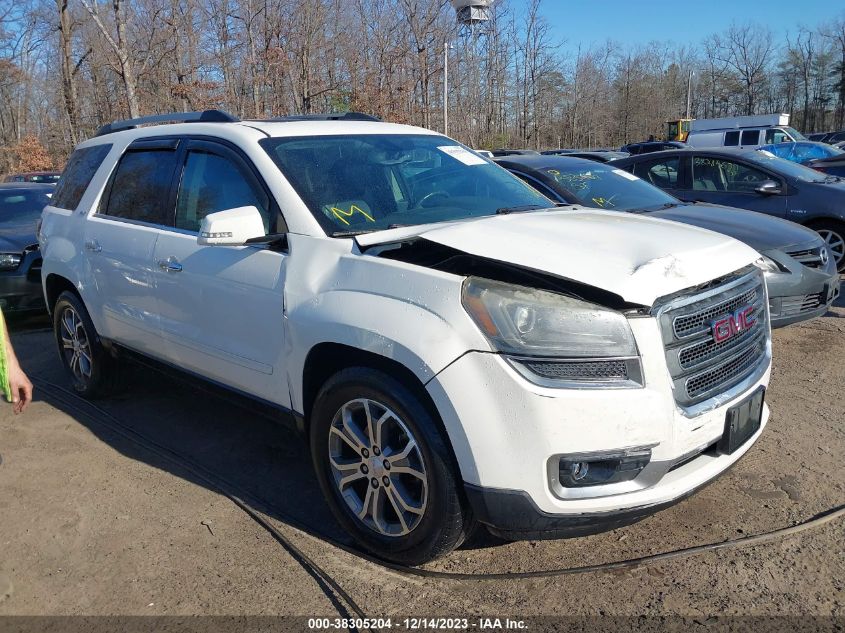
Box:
[754,255,786,275]
[461,277,643,388]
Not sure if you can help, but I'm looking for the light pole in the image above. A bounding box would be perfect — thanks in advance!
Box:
[444,41,450,137]
[686,69,693,119]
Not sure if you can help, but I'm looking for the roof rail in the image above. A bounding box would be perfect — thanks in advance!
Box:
[95,109,240,137]
[266,112,381,123]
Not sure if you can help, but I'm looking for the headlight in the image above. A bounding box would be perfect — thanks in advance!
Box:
[754,255,786,274]
[0,253,22,271]
[461,277,642,388]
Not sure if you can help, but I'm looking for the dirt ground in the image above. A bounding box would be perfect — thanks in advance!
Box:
[0,284,843,624]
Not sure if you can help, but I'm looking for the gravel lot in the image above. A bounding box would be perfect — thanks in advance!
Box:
[0,284,843,623]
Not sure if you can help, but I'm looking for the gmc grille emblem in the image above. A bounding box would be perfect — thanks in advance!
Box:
[712,306,756,343]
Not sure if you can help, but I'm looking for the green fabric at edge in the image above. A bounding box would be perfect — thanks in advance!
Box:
[0,309,11,401]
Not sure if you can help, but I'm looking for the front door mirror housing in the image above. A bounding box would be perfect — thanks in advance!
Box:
[754,180,782,196]
[198,206,266,246]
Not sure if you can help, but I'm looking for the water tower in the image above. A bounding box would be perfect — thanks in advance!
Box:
[450,0,493,36]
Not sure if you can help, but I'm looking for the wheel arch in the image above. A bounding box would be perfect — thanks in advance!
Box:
[44,273,81,315]
[300,342,467,482]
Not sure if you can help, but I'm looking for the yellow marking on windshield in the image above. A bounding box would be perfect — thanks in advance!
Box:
[330,204,375,225]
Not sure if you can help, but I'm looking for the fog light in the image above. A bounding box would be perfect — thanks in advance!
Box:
[559,448,651,488]
[570,462,589,481]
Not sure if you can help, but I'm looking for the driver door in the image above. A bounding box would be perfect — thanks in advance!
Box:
[151,139,290,406]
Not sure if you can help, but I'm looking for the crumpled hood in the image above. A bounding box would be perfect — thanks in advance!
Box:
[652,203,821,252]
[357,208,760,306]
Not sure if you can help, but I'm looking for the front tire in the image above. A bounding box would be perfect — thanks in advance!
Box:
[310,367,473,565]
[810,220,845,272]
[52,291,118,398]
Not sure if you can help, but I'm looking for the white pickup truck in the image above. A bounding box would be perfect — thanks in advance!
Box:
[39,111,772,565]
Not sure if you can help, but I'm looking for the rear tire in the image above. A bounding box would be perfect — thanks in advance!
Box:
[310,367,473,565]
[809,220,845,272]
[52,291,119,398]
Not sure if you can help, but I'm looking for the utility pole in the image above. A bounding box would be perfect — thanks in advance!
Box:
[686,69,693,119]
[444,41,449,137]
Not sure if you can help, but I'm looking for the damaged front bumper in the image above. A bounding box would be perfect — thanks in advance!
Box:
[425,316,771,539]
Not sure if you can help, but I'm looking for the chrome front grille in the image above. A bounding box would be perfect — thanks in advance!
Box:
[673,287,757,339]
[655,267,770,410]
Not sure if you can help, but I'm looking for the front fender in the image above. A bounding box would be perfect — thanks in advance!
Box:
[285,287,487,413]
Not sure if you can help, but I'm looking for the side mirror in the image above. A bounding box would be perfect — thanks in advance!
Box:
[754,180,782,196]
[197,206,265,246]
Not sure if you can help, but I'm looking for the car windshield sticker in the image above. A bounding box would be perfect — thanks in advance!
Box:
[438,146,486,166]
[326,204,375,225]
[613,169,639,181]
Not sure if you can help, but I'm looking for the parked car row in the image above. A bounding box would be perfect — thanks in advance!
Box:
[610,148,845,272]
[3,171,62,184]
[495,154,840,327]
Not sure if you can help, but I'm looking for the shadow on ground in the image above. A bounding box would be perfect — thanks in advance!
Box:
[10,317,502,562]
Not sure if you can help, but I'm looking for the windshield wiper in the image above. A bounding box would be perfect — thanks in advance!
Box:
[330,229,376,237]
[495,203,567,215]
[495,204,546,215]
[631,202,678,214]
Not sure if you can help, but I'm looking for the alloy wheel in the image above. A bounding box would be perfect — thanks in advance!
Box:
[328,398,428,537]
[59,306,93,383]
[818,229,845,267]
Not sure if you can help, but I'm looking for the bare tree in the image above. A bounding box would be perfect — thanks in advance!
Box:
[715,24,773,115]
[80,0,140,118]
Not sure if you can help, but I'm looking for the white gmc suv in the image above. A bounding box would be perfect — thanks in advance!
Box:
[39,111,772,565]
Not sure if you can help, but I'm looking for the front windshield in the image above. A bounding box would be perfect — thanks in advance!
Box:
[0,190,51,223]
[542,163,678,211]
[746,151,833,182]
[260,134,552,235]
[784,126,807,141]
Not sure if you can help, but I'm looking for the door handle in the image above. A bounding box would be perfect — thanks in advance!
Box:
[84,239,102,253]
[157,257,183,273]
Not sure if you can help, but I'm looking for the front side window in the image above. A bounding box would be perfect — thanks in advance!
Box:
[260,134,551,235]
[692,157,769,192]
[765,128,791,144]
[52,144,112,210]
[175,151,270,233]
[101,149,178,225]
[633,157,680,189]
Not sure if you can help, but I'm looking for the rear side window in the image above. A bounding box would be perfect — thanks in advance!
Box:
[741,130,759,145]
[101,149,178,225]
[52,144,112,210]
[633,157,680,188]
[724,131,740,146]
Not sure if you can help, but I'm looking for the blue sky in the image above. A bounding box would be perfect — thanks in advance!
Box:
[515,0,841,48]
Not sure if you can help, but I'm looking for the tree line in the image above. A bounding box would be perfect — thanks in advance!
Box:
[1,0,845,174]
